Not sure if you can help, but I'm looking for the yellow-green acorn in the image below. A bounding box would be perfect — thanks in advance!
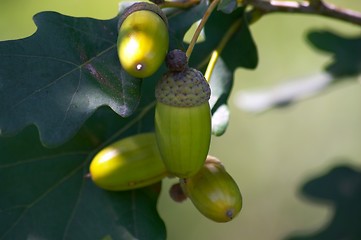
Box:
[89,133,167,191]
[155,49,211,178]
[180,156,243,222]
[117,2,169,78]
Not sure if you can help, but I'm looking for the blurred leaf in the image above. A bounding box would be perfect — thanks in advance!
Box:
[234,72,334,113]
[222,15,258,71]
[191,8,257,134]
[211,104,230,136]
[166,0,208,50]
[286,164,361,240]
[307,30,361,78]
[0,11,142,147]
[191,7,258,70]
[217,0,238,14]
[235,30,361,113]
[209,57,233,135]
[0,105,166,240]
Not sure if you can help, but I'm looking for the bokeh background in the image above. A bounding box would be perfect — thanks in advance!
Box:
[1,1,360,239]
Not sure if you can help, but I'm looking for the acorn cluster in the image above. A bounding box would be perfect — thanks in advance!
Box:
[89,2,242,223]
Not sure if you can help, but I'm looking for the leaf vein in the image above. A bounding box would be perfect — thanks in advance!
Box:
[0,151,89,169]
[0,53,78,66]
[61,70,83,125]
[0,160,86,239]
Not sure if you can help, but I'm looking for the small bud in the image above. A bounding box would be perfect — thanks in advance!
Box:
[165,49,188,72]
[169,182,188,203]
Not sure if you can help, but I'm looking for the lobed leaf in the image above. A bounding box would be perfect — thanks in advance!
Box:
[0,12,142,147]
[0,106,166,240]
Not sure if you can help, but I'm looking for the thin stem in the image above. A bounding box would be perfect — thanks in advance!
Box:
[204,19,242,81]
[160,0,200,9]
[186,0,221,59]
[204,51,219,81]
[248,0,361,26]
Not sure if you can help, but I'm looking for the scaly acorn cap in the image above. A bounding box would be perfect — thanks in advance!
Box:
[155,67,211,107]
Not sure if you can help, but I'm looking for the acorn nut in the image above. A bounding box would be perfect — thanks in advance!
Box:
[155,51,211,178]
[117,2,169,78]
[89,133,167,191]
[180,156,243,222]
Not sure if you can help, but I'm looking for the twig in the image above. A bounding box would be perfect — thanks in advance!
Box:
[186,0,221,58]
[247,0,361,26]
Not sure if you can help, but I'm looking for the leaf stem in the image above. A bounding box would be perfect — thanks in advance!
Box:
[186,0,221,59]
[204,19,242,81]
[247,0,361,26]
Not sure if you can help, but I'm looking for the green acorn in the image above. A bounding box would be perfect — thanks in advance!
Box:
[180,156,243,222]
[89,133,167,191]
[155,49,211,178]
[117,2,169,78]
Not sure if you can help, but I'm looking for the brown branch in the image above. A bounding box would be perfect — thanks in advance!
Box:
[247,0,361,26]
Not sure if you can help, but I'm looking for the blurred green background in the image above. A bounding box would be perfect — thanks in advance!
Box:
[1,1,360,239]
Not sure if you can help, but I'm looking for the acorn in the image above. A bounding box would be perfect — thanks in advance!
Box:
[180,156,243,222]
[155,49,211,178]
[117,2,169,78]
[89,133,167,191]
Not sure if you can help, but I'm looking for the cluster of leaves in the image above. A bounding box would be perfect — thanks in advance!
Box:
[1,0,360,238]
[0,1,258,239]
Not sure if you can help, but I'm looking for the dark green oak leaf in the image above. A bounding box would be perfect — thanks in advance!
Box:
[191,7,258,135]
[0,105,166,240]
[0,11,142,147]
[166,0,208,50]
[217,0,238,14]
[190,7,258,70]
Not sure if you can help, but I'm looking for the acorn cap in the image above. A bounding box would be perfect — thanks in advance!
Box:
[155,68,211,107]
[118,2,168,30]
